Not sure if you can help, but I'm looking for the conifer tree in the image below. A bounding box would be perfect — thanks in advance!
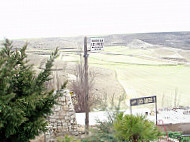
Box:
[0,39,61,142]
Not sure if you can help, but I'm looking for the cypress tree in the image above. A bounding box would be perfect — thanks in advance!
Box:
[0,39,61,142]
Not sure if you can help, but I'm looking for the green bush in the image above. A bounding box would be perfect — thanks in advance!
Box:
[81,106,121,142]
[0,39,62,142]
[113,112,162,142]
[181,136,190,142]
[57,135,80,142]
[167,131,182,139]
[82,112,118,142]
[88,121,117,142]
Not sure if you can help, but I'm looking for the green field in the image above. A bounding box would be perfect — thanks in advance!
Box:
[1,34,190,109]
[56,45,190,108]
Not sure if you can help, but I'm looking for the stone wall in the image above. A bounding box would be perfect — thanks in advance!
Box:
[45,90,78,142]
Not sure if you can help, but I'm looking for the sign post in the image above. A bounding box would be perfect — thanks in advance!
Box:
[130,96,157,125]
[84,37,104,134]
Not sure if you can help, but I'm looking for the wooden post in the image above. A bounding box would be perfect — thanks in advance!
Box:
[84,36,89,134]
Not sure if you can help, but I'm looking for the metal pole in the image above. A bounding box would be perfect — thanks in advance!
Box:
[130,100,133,131]
[155,96,158,125]
[130,104,132,115]
[84,36,89,134]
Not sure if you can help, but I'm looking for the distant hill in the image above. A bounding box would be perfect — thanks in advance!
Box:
[103,31,190,50]
[126,39,156,49]
[1,31,190,50]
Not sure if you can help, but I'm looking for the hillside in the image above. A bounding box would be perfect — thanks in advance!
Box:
[0,31,190,109]
[1,31,190,50]
[103,31,190,50]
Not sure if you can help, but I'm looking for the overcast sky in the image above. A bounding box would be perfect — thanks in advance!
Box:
[0,0,190,39]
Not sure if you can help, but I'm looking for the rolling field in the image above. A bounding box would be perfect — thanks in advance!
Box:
[56,45,190,108]
[3,33,190,109]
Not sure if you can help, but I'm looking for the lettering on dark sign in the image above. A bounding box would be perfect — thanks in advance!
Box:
[130,96,156,106]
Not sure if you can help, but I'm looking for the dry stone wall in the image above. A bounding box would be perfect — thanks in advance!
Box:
[45,90,78,142]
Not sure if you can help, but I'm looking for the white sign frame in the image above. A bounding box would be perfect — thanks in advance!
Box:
[90,38,104,51]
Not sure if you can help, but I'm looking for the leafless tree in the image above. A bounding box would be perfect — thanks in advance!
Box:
[70,55,100,113]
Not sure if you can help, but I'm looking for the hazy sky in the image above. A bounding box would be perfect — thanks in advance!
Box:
[0,0,190,39]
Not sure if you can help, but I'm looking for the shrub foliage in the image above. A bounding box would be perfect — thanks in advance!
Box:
[0,39,61,142]
[114,112,161,142]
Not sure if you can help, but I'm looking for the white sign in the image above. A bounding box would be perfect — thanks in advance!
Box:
[90,38,104,51]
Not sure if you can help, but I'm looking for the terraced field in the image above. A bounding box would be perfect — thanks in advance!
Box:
[2,32,190,109]
[56,44,190,108]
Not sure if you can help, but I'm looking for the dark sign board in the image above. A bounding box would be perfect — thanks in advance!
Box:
[130,96,156,106]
